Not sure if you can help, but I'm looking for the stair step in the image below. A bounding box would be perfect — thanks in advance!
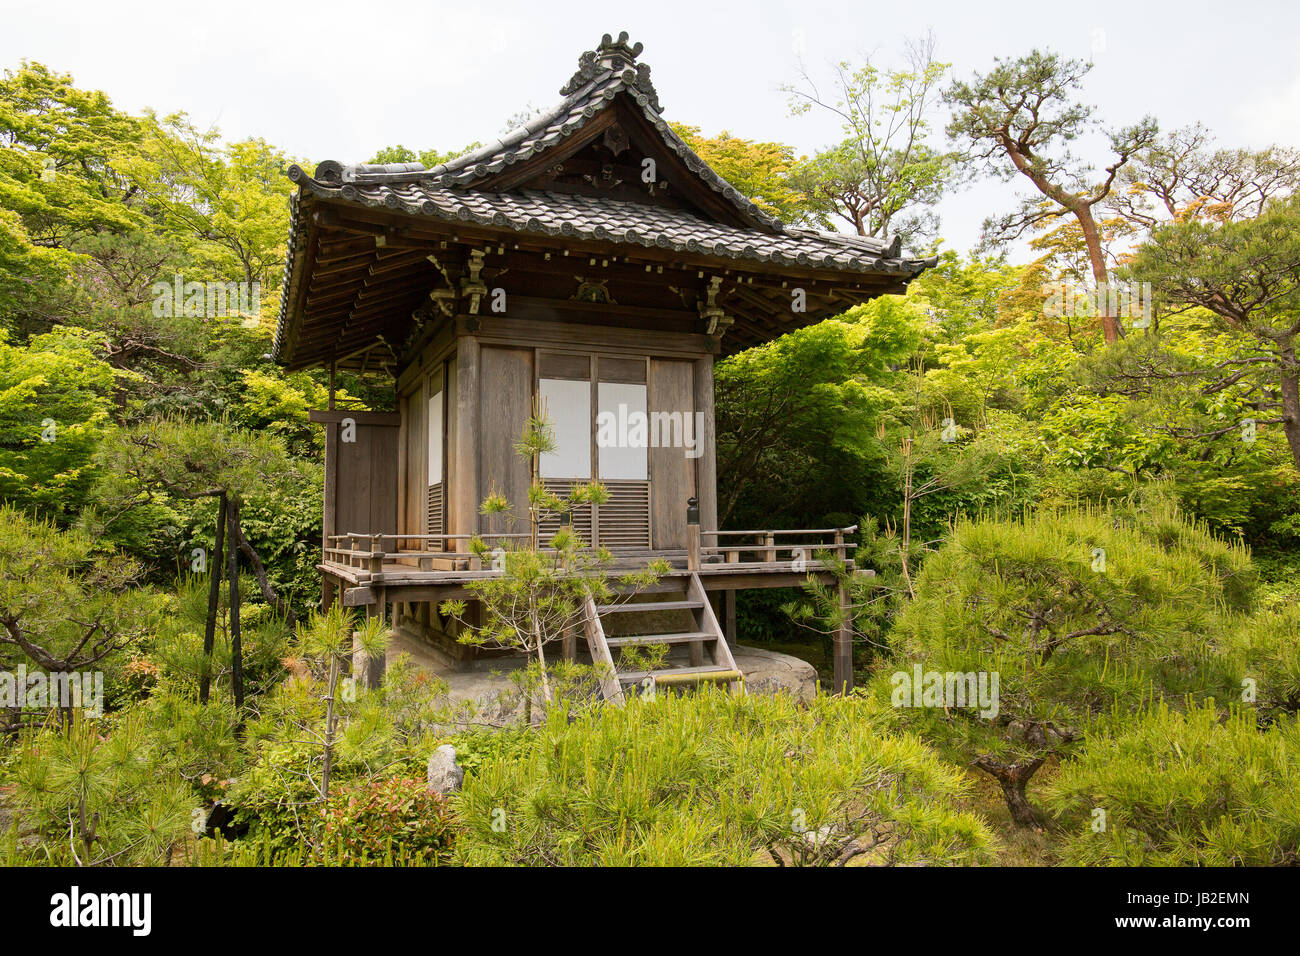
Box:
[605,631,715,647]
[617,666,743,686]
[596,599,702,615]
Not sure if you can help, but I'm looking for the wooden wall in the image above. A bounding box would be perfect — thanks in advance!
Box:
[309,409,400,545]
[400,315,720,551]
[477,345,534,537]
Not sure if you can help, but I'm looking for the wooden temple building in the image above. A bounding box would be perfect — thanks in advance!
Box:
[274,32,934,696]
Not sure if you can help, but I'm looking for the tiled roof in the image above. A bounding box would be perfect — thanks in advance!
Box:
[304,31,793,237]
[287,178,926,276]
[274,32,936,365]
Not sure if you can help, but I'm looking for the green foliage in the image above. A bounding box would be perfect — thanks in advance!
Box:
[368,143,482,170]
[1124,194,1300,471]
[0,327,117,520]
[1235,604,1300,721]
[715,310,919,528]
[230,608,449,852]
[455,687,996,866]
[1047,704,1300,865]
[9,712,192,865]
[670,123,810,224]
[321,776,455,866]
[878,495,1255,822]
[0,504,155,675]
[0,62,145,250]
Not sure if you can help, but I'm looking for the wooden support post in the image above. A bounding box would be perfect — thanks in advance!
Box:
[454,335,481,544]
[693,356,718,553]
[561,623,577,663]
[200,491,227,705]
[228,497,244,709]
[763,533,776,563]
[723,590,737,645]
[321,419,338,606]
[833,582,853,696]
[358,590,388,690]
[686,496,700,571]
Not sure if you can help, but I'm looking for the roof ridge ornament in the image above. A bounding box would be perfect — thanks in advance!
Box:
[560,31,660,112]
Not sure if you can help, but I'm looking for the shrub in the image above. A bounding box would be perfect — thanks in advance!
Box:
[9,711,193,865]
[454,687,996,866]
[320,776,454,866]
[1235,603,1300,721]
[878,496,1255,825]
[1046,703,1300,865]
[229,609,450,853]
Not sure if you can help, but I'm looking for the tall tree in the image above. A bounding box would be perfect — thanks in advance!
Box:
[669,124,810,224]
[946,49,1158,342]
[1124,195,1300,471]
[785,34,957,246]
[1107,123,1300,230]
[116,112,295,295]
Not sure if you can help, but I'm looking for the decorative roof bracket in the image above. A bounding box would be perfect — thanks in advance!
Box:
[460,249,489,315]
[698,275,732,337]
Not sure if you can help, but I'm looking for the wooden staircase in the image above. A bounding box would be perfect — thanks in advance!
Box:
[583,572,742,703]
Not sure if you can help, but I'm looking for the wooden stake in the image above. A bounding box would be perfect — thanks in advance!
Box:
[228,498,244,709]
[200,492,227,704]
[833,582,853,696]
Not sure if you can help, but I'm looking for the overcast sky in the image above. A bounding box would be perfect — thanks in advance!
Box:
[4,0,1298,256]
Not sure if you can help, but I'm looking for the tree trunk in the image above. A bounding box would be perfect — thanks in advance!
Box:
[200,492,227,704]
[228,498,244,709]
[974,754,1046,827]
[1076,204,1119,343]
[1278,343,1300,471]
[230,510,296,626]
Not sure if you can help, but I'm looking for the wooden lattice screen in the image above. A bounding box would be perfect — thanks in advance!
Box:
[537,478,650,549]
[426,482,443,551]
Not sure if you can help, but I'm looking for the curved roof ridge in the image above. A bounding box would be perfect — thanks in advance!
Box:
[292,33,876,240]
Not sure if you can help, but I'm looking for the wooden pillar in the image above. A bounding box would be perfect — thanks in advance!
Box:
[686,524,700,572]
[693,356,718,550]
[200,492,227,705]
[321,419,339,609]
[723,590,736,644]
[833,582,853,695]
[454,334,481,540]
[358,590,388,690]
[228,498,244,709]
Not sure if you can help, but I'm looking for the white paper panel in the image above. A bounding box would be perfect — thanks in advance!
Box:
[539,378,591,479]
[597,382,649,480]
